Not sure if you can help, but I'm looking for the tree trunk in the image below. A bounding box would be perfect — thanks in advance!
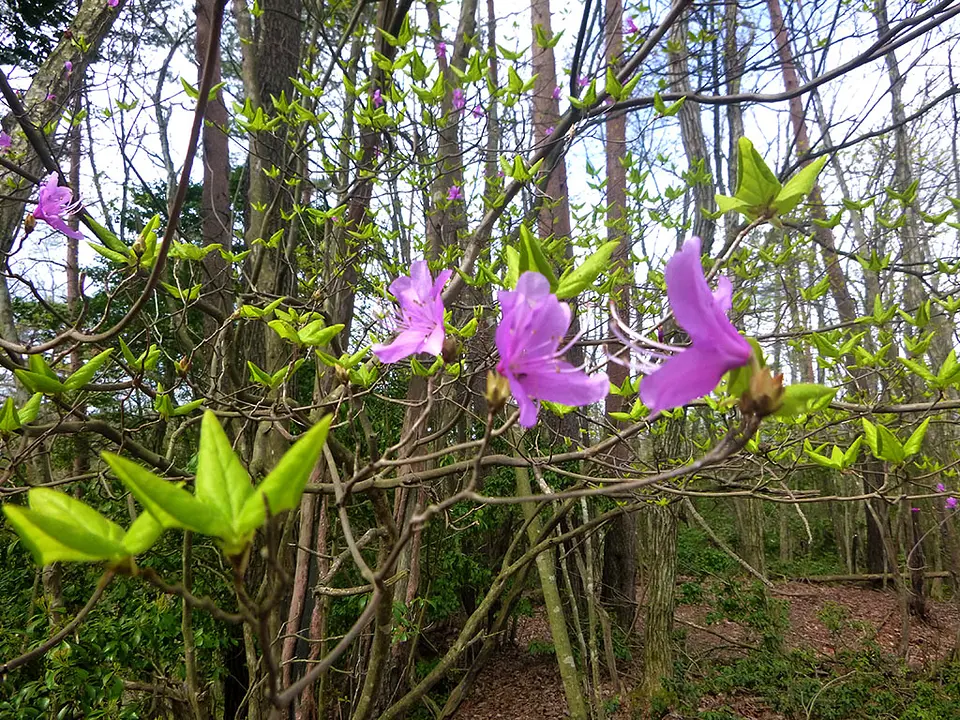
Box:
[640,503,678,703]
[516,464,588,720]
[600,0,637,629]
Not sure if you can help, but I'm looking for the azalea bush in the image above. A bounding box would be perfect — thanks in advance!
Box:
[1,0,959,717]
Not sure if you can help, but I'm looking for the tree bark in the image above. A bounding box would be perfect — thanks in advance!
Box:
[600,0,637,629]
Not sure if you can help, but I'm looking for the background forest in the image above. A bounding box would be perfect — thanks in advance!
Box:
[1,0,960,718]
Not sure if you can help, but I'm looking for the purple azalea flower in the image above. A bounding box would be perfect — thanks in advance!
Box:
[577,75,590,88]
[624,16,639,34]
[452,89,466,111]
[108,0,119,5]
[552,86,562,100]
[435,41,447,62]
[937,483,946,492]
[495,272,609,428]
[373,261,452,364]
[911,507,920,513]
[372,88,383,108]
[33,174,83,240]
[545,126,554,135]
[447,184,463,201]
[46,93,56,102]
[0,132,11,152]
[472,105,484,118]
[947,497,958,510]
[64,60,73,73]
[612,236,752,414]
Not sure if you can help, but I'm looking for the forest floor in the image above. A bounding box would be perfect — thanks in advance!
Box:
[451,580,960,720]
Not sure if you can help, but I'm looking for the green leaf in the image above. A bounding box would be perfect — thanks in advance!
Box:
[937,350,960,388]
[236,415,332,534]
[103,452,227,536]
[0,398,20,433]
[772,383,837,420]
[122,511,164,555]
[248,361,274,387]
[3,505,115,564]
[555,241,619,299]
[196,411,253,533]
[842,436,863,468]
[298,321,345,347]
[899,357,937,385]
[30,488,125,547]
[715,194,752,215]
[504,246,520,288]
[812,209,843,228]
[734,137,781,213]
[903,418,930,458]
[63,349,114,390]
[2,488,129,564]
[268,320,302,345]
[875,423,905,464]
[18,393,41,424]
[773,156,828,216]
[171,399,204,417]
[85,215,127,255]
[519,225,557,289]
[15,369,64,395]
[89,242,130,265]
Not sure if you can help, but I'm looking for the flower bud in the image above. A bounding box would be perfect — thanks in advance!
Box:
[441,336,460,364]
[739,367,785,417]
[24,214,36,235]
[485,370,511,413]
[334,363,351,386]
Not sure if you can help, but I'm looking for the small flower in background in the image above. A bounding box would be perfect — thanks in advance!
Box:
[552,86,562,100]
[45,93,56,102]
[372,260,452,364]
[911,507,921,513]
[577,75,590,87]
[452,89,465,111]
[64,60,73,74]
[611,236,752,415]
[947,497,958,510]
[447,185,463,202]
[937,483,946,492]
[495,272,609,428]
[497,170,505,178]
[435,41,447,62]
[545,126,554,136]
[372,88,384,108]
[472,105,484,118]
[33,174,84,240]
[108,0,119,6]
[0,132,11,152]
[624,16,639,34]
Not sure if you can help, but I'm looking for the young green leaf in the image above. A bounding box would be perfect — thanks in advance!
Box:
[555,241,619,299]
[236,415,333,534]
[63,349,114,391]
[773,155,828,216]
[104,452,228,537]
[298,320,345,347]
[195,411,253,533]
[903,418,930,459]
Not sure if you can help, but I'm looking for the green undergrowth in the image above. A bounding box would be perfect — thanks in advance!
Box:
[667,647,960,719]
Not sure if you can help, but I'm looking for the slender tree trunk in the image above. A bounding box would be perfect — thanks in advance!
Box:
[600,0,637,629]
[666,0,716,252]
[766,0,892,573]
[516,464,588,720]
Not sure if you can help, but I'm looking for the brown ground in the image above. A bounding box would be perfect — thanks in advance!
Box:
[452,581,960,720]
